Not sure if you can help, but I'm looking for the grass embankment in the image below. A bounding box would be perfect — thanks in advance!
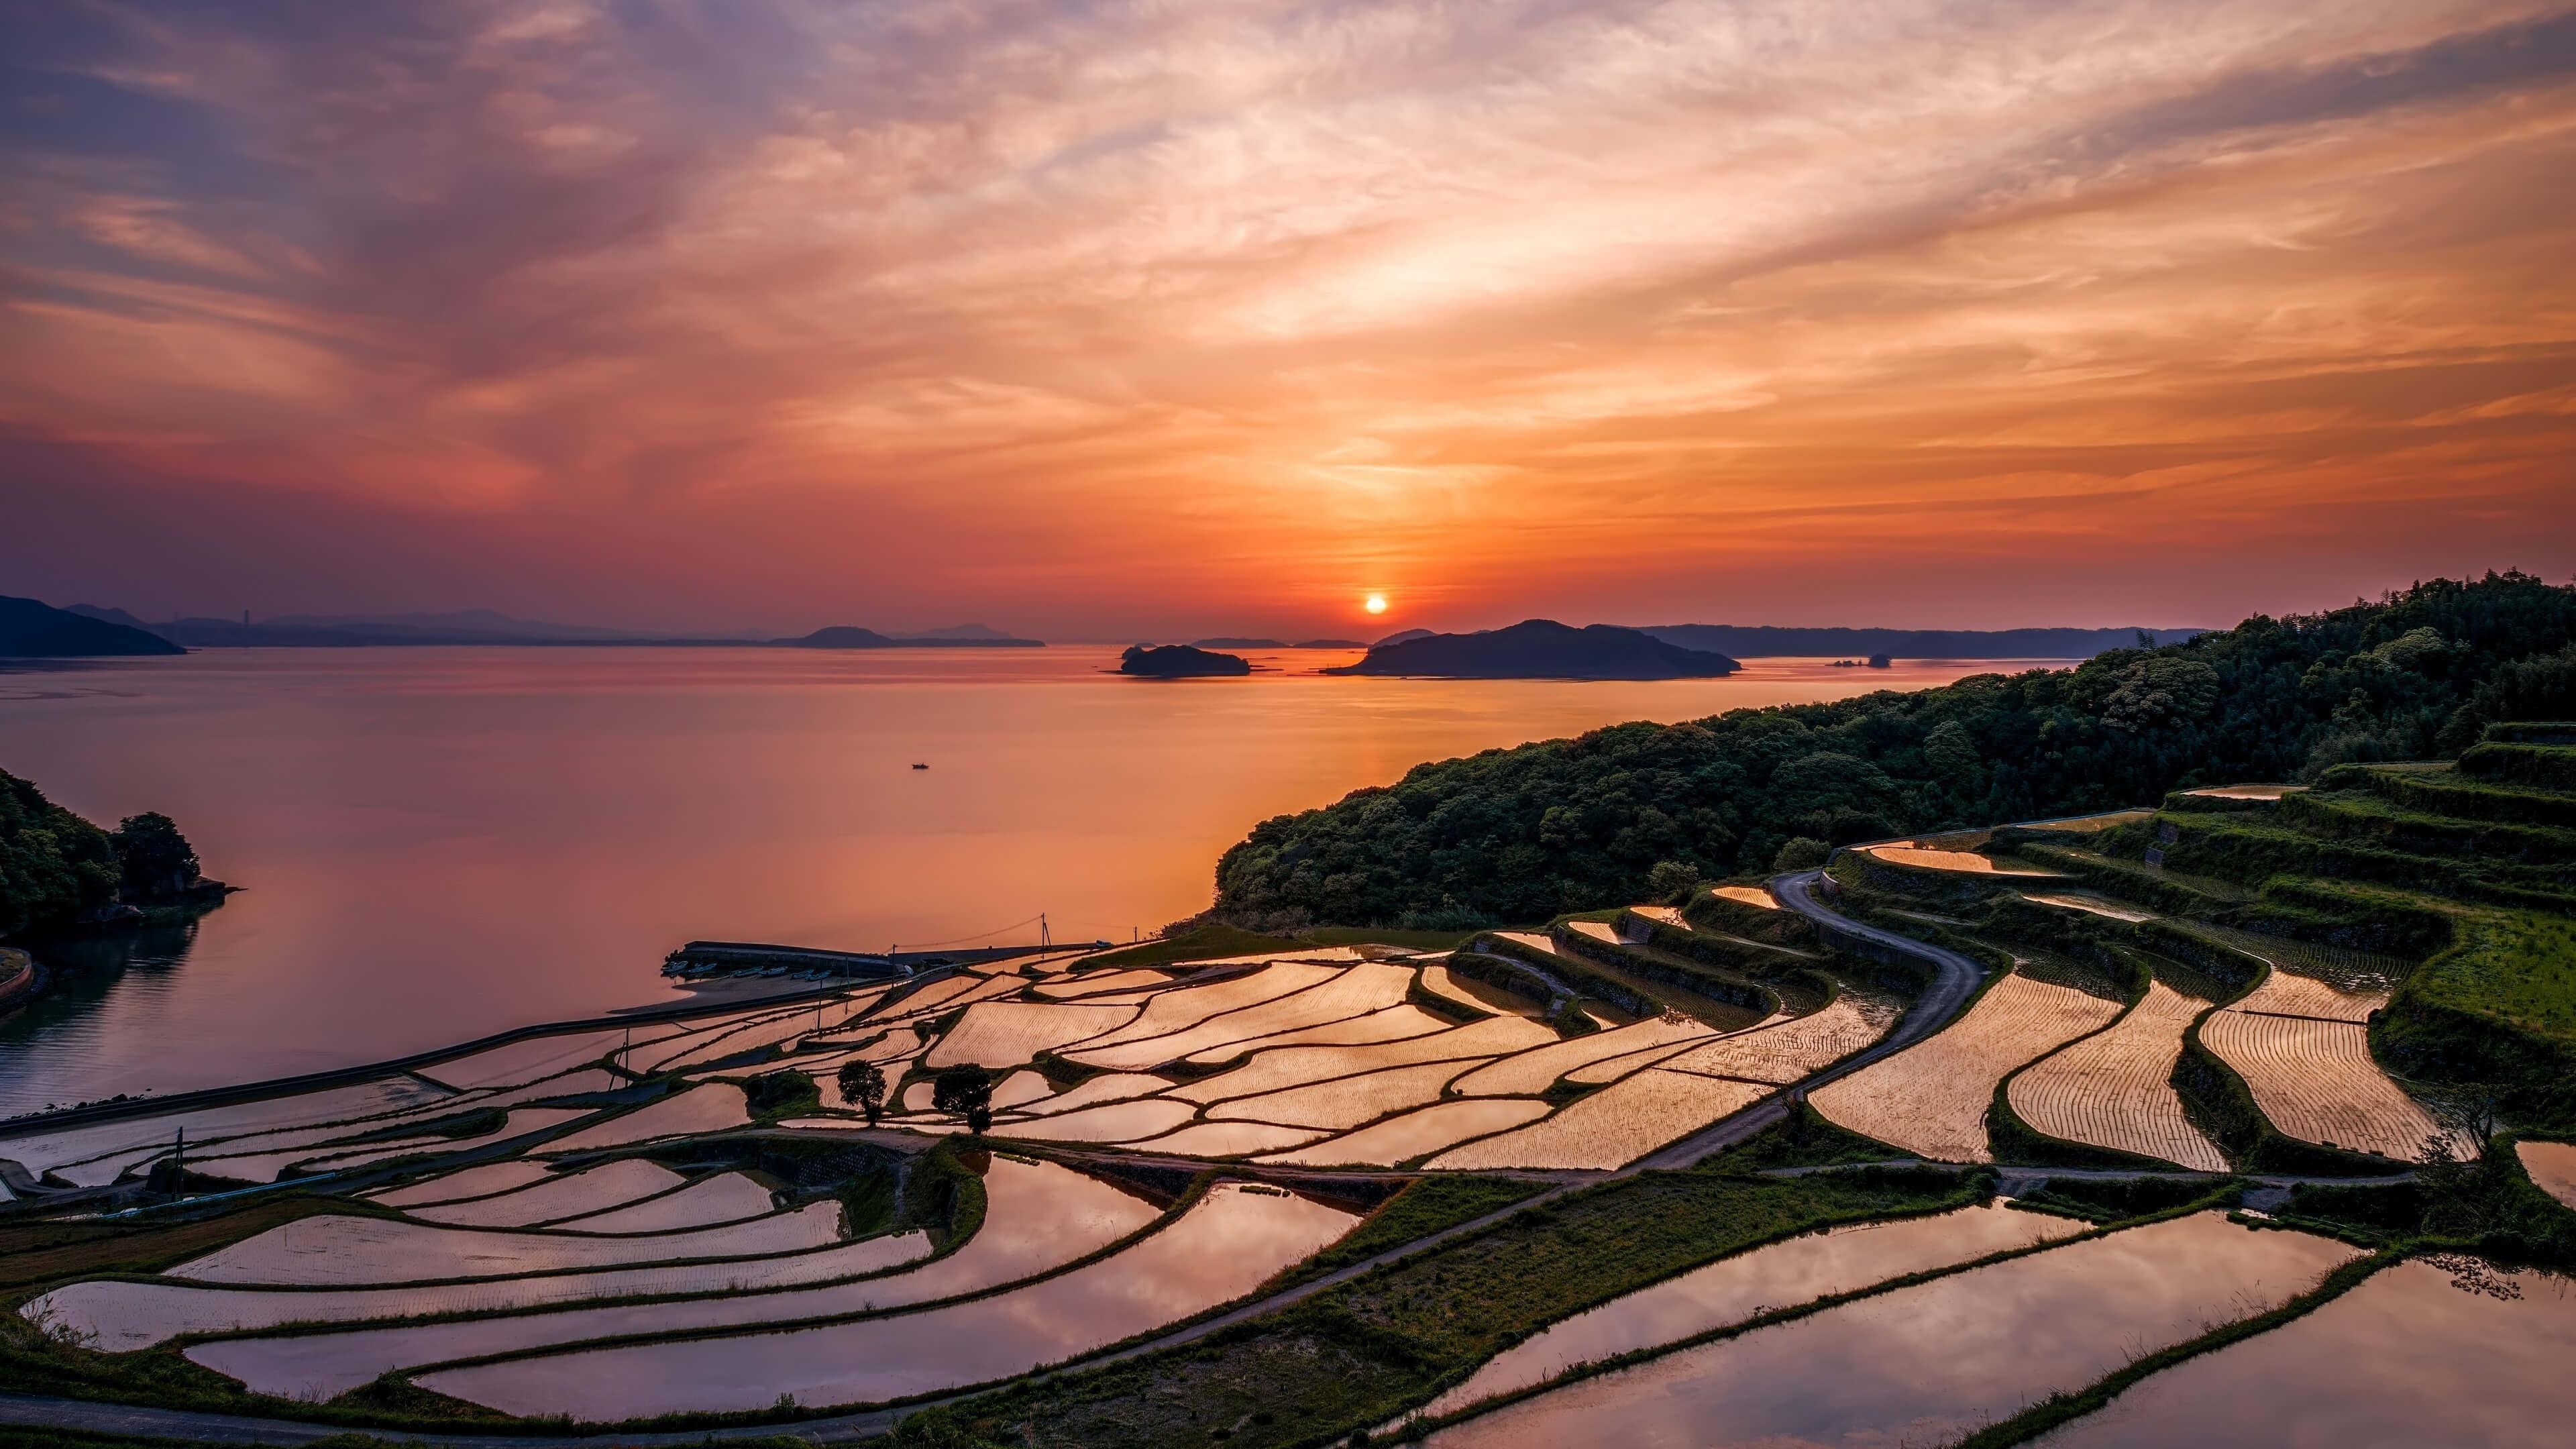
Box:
[904,1157,1986,1449]
[1269,1176,1548,1290]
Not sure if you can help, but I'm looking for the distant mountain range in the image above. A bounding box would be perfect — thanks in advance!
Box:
[1638,624,2208,658]
[1327,620,1739,680]
[56,605,1042,650]
[0,596,184,657]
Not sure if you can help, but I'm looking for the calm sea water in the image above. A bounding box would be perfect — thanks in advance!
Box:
[0,645,2036,1115]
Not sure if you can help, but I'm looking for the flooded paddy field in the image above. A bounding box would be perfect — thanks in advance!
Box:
[2037,1256,2576,1448]
[1421,1214,2361,1448]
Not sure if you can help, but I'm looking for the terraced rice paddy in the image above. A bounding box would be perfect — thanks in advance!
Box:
[2200,1010,2445,1159]
[1032,968,1171,998]
[172,1201,847,1286]
[1179,1004,1452,1063]
[1563,920,1623,945]
[2023,892,2158,923]
[2176,923,2406,994]
[1421,1214,2361,1448]
[1813,973,2122,1162]
[162,1158,1138,1397]
[1489,931,1560,956]
[1427,1069,1769,1171]
[1208,1061,1470,1130]
[2037,1256,2576,1448]
[539,1083,748,1153]
[2010,982,2226,1171]
[1563,1036,1715,1085]
[1171,1018,1556,1104]
[423,1029,637,1090]
[1127,1121,1325,1155]
[411,1183,1357,1418]
[999,1097,1197,1142]
[1008,1072,1163,1116]
[551,1172,775,1232]
[1709,885,1778,909]
[2227,967,2390,1022]
[0,1076,458,1187]
[366,1159,556,1208]
[1451,1018,1712,1097]
[1064,962,1343,1052]
[1419,966,1543,1016]
[1627,905,1688,927]
[1413,1203,2088,1421]
[1654,998,1887,1084]
[193,1107,595,1183]
[2518,1140,2576,1209]
[2184,784,2303,800]
[1069,963,1414,1068]
[1865,845,2061,875]
[1261,1098,1552,1167]
[410,1159,685,1227]
[922,1001,1136,1067]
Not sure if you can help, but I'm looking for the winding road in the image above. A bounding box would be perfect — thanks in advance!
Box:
[0,871,2000,1448]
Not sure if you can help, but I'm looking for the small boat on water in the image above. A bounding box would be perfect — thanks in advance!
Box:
[912,762,929,769]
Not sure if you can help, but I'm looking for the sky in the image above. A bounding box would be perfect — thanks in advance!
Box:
[2,1,2573,640]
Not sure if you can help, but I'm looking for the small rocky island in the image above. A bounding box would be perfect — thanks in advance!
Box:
[1324,619,1739,680]
[1119,643,1252,677]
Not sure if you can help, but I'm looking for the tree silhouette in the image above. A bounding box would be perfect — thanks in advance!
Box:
[837,1059,888,1126]
[932,1064,995,1134]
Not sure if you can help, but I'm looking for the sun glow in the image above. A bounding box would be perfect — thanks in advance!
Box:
[1364,594,1388,614]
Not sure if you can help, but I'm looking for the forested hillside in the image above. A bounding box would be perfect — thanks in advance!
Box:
[0,771,206,938]
[1213,574,2576,929]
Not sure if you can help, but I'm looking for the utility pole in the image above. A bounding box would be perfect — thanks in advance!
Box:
[1040,913,1051,949]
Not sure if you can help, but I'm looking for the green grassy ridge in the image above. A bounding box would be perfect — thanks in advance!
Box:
[2275,786,2576,863]
[2159,812,2576,911]
[2459,740,2576,791]
[2377,914,2576,1131]
[1268,1177,1549,1291]
[2329,761,2576,828]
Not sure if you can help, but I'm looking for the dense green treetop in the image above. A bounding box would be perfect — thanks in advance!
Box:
[0,774,205,936]
[0,770,121,937]
[1212,574,2576,929]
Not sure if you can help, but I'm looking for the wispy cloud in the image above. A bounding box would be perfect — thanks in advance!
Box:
[1,0,2571,632]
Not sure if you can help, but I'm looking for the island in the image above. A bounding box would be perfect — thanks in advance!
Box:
[0,596,184,657]
[777,626,1044,649]
[1119,643,1251,677]
[1324,619,1740,680]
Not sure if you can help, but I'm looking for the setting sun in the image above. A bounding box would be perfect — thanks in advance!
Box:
[1364,594,1388,615]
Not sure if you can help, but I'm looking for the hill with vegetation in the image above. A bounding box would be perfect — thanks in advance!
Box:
[0,772,211,938]
[1324,619,1740,680]
[1214,575,2576,930]
[0,597,182,658]
[1642,623,2209,659]
[1119,643,1251,677]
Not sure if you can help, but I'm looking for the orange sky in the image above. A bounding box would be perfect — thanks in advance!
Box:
[3,1,2573,637]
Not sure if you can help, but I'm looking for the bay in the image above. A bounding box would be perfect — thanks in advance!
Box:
[0,645,2029,1114]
